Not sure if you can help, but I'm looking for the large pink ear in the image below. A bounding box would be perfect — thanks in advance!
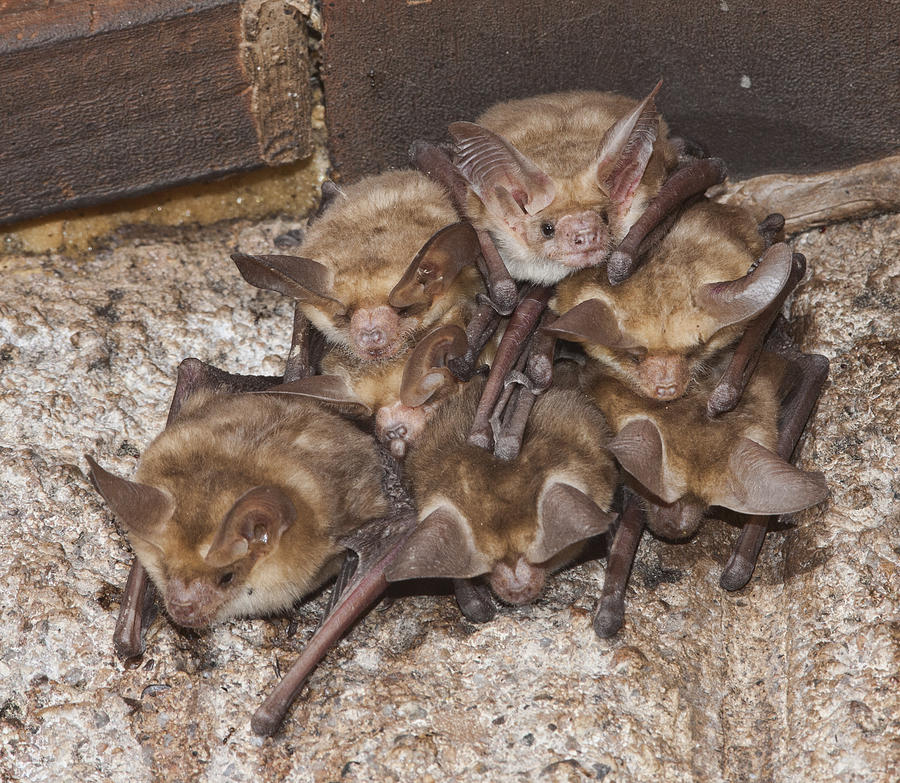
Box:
[543,298,640,350]
[399,324,467,407]
[527,482,616,564]
[231,253,344,314]
[205,486,297,568]
[606,419,681,504]
[259,375,372,418]
[384,507,492,581]
[715,438,829,515]
[86,455,174,536]
[698,242,794,330]
[449,121,556,218]
[389,222,482,309]
[595,81,662,216]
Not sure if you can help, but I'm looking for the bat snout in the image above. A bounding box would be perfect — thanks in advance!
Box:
[165,577,221,629]
[489,557,546,605]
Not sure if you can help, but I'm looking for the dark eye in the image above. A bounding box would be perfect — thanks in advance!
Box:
[600,209,609,225]
[218,571,234,587]
[624,350,645,364]
[540,222,555,238]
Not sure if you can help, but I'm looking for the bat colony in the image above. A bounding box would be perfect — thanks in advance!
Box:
[88,84,830,736]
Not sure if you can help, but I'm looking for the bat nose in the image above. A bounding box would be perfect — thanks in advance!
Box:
[572,228,599,246]
[357,327,387,350]
[654,383,679,400]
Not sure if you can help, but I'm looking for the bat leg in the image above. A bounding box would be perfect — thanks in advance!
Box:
[447,297,503,381]
[719,346,829,590]
[476,230,517,315]
[707,253,806,417]
[112,559,158,659]
[251,509,419,736]
[720,515,769,591]
[493,383,537,462]
[608,157,727,284]
[593,494,646,639]
[452,578,496,623]
[469,286,551,450]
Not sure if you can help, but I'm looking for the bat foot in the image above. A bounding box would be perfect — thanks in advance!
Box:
[592,598,624,639]
[707,383,740,417]
[607,251,633,285]
[493,434,522,461]
[251,705,284,737]
[489,280,518,316]
[453,579,496,623]
[467,427,493,451]
[719,556,755,591]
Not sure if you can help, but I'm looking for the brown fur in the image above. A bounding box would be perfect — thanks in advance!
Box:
[583,352,787,536]
[405,378,617,601]
[124,391,388,625]
[298,170,484,358]
[463,90,678,284]
[555,200,769,399]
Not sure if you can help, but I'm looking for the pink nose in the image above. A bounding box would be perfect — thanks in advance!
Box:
[654,383,679,400]
[357,328,387,350]
[572,228,599,246]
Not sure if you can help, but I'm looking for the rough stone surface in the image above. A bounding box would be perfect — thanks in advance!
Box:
[1,212,897,782]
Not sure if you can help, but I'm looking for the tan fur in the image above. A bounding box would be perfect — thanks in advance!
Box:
[407,379,617,568]
[582,352,785,508]
[128,391,388,624]
[298,170,484,354]
[555,200,769,397]
[465,91,678,283]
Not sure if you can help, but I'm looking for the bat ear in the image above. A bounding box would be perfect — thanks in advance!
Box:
[449,121,556,218]
[258,375,373,418]
[715,438,829,515]
[205,486,297,568]
[606,419,682,504]
[543,298,640,350]
[527,482,616,564]
[231,253,344,314]
[385,507,492,582]
[389,222,482,309]
[594,80,662,217]
[85,455,174,536]
[698,242,794,329]
[399,324,467,407]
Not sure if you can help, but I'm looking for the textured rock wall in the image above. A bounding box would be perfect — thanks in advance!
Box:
[0,211,897,782]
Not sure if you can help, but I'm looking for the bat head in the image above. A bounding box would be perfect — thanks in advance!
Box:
[450,83,663,284]
[233,171,483,362]
[387,384,617,604]
[87,393,388,627]
[551,204,795,401]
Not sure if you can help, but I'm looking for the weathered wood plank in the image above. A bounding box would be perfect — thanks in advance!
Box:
[321,0,899,182]
[0,0,311,224]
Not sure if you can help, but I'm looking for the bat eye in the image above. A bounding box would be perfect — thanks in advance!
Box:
[218,571,235,587]
[540,222,555,238]
[600,209,609,225]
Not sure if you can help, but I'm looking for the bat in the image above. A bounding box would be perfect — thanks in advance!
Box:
[384,377,618,607]
[87,388,390,630]
[233,170,484,363]
[231,170,488,455]
[583,344,829,635]
[449,85,685,285]
[548,201,800,402]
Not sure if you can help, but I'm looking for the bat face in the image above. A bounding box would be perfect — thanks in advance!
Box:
[551,202,793,401]
[583,353,828,538]
[451,87,677,284]
[88,391,388,628]
[386,380,617,604]
[233,170,484,362]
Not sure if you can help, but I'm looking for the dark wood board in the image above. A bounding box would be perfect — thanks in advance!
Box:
[0,0,312,225]
[321,0,900,182]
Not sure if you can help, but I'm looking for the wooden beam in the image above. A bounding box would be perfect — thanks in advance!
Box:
[0,0,312,224]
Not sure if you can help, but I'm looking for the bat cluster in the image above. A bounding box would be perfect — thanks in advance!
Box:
[88,83,829,736]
